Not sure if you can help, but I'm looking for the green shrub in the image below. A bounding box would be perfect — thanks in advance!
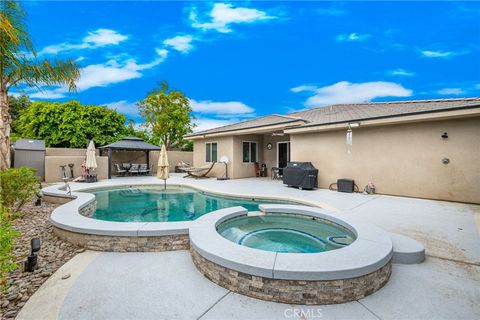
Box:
[0,168,40,217]
[0,208,20,290]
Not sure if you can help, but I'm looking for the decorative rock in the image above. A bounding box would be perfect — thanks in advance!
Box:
[0,200,81,320]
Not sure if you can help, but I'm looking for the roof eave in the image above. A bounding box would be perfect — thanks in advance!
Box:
[185,119,307,140]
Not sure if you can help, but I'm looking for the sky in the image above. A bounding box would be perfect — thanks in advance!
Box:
[17,1,480,132]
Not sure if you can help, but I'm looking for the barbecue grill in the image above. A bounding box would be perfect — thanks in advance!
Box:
[283,162,318,190]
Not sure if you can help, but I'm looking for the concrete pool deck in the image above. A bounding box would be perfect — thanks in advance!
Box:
[18,174,480,319]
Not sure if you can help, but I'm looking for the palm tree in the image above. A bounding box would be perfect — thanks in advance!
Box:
[0,0,80,169]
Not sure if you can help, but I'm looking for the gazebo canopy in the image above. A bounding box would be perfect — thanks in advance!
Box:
[100,137,161,178]
[99,136,161,151]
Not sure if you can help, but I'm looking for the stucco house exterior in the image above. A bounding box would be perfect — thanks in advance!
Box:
[185,98,480,203]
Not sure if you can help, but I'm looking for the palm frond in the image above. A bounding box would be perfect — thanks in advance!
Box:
[7,58,80,91]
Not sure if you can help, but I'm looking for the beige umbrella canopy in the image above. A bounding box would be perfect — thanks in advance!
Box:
[157,144,169,189]
[86,140,97,172]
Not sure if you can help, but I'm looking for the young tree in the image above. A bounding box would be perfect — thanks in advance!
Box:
[138,81,194,150]
[0,0,80,169]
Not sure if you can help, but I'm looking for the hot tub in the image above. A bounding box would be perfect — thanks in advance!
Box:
[217,213,356,253]
[189,204,393,305]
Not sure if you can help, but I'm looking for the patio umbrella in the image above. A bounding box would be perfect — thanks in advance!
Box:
[157,144,169,190]
[86,140,97,175]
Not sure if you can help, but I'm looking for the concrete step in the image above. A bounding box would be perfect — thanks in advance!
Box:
[389,232,425,264]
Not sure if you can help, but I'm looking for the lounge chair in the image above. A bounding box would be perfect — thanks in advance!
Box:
[114,163,127,177]
[176,161,192,173]
[183,162,216,179]
[129,164,140,175]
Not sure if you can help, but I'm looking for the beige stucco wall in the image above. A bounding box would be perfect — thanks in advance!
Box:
[46,148,99,156]
[149,151,193,174]
[231,134,264,179]
[263,134,290,177]
[193,136,233,178]
[45,156,108,183]
[193,135,269,179]
[290,117,480,203]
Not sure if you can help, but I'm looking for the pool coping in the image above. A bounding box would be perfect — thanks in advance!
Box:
[190,204,393,280]
[44,181,322,237]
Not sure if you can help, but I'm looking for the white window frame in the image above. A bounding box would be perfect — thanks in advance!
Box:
[205,142,218,163]
[242,141,258,163]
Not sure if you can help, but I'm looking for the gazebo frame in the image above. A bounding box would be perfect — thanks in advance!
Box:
[99,137,161,179]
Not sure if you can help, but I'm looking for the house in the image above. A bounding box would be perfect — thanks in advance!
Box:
[185,98,480,203]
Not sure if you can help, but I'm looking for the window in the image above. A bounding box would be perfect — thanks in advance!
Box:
[205,142,217,162]
[242,141,257,163]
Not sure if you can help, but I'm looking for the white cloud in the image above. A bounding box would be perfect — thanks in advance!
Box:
[438,88,466,95]
[104,100,139,117]
[292,81,413,107]
[30,49,168,99]
[193,117,236,132]
[75,56,86,62]
[290,85,317,93]
[83,29,128,46]
[38,29,128,55]
[189,99,255,115]
[190,3,276,33]
[388,68,415,77]
[336,33,370,42]
[163,35,195,53]
[28,88,67,99]
[77,49,168,91]
[420,50,469,59]
[421,50,452,58]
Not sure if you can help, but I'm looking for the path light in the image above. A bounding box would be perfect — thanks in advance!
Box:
[25,237,41,272]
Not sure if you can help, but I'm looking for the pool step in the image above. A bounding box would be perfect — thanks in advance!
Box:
[389,232,425,264]
[247,211,265,217]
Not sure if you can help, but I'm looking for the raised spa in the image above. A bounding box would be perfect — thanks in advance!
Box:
[217,213,356,253]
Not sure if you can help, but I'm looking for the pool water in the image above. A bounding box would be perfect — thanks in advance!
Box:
[90,186,290,222]
[217,214,356,253]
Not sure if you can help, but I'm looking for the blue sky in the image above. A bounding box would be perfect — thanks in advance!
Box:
[18,1,480,131]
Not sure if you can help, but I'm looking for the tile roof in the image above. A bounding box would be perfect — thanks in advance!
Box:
[186,114,304,136]
[289,98,480,127]
[187,98,480,137]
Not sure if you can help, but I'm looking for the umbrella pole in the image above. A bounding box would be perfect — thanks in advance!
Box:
[164,179,166,190]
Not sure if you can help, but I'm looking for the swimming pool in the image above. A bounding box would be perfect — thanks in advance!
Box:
[217,213,356,253]
[90,186,292,222]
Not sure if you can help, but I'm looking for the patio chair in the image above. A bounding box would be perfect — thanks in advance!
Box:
[138,164,149,175]
[122,163,131,171]
[114,163,127,177]
[183,162,216,179]
[129,163,140,175]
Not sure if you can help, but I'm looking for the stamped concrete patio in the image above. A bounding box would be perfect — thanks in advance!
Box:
[17,174,480,320]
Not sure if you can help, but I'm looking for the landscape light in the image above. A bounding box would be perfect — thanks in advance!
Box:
[25,237,41,272]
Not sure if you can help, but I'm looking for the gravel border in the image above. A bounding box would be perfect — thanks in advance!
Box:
[0,200,83,319]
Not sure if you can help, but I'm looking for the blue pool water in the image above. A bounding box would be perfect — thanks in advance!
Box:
[217,214,356,253]
[89,186,291,222]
